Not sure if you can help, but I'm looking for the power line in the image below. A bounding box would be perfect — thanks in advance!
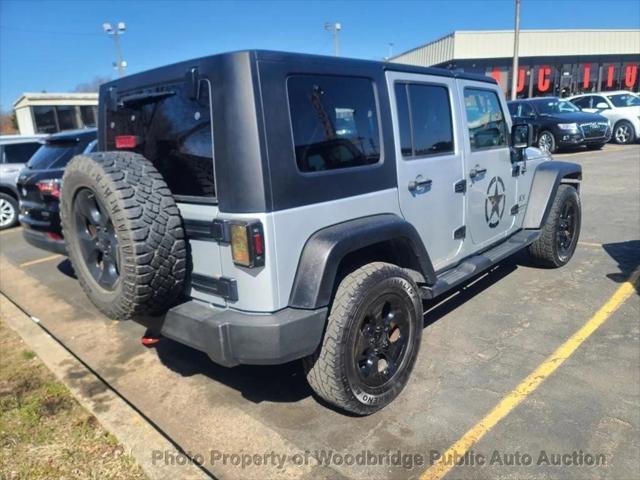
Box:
[0,25,102,36]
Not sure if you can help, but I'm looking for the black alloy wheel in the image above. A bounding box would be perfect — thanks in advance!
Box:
[73,188,120,290]
[556,200,577,263]
[351,293,412,389]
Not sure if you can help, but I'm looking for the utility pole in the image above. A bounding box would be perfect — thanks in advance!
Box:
[324,22,342,56]
[388,42,395,60]
[103,22,127,78]
[510,0,521,100]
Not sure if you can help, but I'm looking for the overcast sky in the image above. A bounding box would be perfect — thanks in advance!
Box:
[1,0,639,110]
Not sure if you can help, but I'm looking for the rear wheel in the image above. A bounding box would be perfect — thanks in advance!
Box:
[0,193,18,230]
[613,120,635,145]
[528,184,581,268]
[304,262,423,415]
[60,152,187,319]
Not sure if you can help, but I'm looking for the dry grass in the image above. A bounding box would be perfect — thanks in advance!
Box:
[0,319,147,479]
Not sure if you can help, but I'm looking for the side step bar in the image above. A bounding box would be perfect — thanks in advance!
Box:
[421,230,540,299]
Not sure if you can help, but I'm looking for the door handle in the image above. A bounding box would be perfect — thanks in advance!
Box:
[469,165,487,178]
[408,176,432,192]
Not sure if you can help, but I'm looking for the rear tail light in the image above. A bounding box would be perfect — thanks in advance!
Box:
[47,232,63,241]
[115,135,138,149]
[36,179,61,199]
[229,221,265,268]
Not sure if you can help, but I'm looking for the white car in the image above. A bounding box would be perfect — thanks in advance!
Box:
[0,134,47,229]
[569,91,640,145]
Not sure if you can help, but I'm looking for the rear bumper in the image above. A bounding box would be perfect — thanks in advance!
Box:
[160,300,328,367]
[21,226,66,255]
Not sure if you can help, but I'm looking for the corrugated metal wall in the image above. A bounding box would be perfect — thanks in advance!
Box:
[391,33,455,66]
[392,30,640,66]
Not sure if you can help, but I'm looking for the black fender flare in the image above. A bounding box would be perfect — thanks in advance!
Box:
[288,214,437,309]
[523,160,582,230]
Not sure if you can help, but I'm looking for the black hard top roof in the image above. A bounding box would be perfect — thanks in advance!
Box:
[109,49,497,88]
[251,50,497,84]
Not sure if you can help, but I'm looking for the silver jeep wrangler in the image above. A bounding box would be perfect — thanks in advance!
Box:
[60,51,581,415]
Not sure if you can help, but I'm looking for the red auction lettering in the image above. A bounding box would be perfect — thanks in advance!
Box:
[607,65,615,88]
[624,65,638,88]
[516,68,526,93]
[490,68,501,83]
[583,65,590,89]
[537,67,551,92]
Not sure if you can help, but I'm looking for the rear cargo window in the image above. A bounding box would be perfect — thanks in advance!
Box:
[287,75,381,173]
[27,142,86,170]
[107,81,215,202]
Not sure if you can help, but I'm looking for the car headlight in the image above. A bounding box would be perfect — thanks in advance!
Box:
[558,123,578,131]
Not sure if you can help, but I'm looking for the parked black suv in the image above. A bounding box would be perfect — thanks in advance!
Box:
[17,129,97,254]
[508,97,611,154]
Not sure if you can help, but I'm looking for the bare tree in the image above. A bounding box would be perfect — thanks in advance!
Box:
[74,75,112,93]
[0,110,18,135]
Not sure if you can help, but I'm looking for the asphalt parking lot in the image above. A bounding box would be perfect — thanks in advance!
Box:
[1,144,638,480]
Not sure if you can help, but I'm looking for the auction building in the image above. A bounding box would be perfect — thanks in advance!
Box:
[391,29,639,98]
[13,92,99,135]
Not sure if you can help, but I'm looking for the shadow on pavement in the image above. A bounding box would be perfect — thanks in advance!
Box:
[56,258,76,279]
[602,240,640,294]
[141,260,520,408]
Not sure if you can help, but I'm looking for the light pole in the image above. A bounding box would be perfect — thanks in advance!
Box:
[388,42,395,60]
[324,22,342,57]
[103,21,127,78]
[510,0,521,100]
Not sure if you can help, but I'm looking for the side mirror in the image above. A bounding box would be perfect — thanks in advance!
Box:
[511,123,532,149]
[595,102,609,109]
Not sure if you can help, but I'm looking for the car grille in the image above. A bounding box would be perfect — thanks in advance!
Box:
[579,121,609,139]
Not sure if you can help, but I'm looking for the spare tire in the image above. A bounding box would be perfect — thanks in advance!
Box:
[60,151,187,319]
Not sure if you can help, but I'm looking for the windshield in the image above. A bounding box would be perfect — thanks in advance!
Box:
[534,99,580,115]
[607,93,640,108]
[27,141,87,170]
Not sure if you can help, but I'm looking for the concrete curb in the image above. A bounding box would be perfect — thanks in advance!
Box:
[0,294,210,480]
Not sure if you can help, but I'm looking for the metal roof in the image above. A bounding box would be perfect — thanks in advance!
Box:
[13,92,98,109]
[391,29,640,67]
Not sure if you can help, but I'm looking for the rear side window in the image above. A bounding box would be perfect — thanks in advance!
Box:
[27,141,87,170]
[287,75,381,173]
[395,82,454,158]
[571,96,591,109]
[464,88,508,150]
[509,102,534,117]
[107,81,215,202]
[2,142,41,164]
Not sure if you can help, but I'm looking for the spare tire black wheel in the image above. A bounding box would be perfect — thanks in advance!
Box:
[60,151,187,319]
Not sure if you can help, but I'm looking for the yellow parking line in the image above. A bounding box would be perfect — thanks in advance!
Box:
[578,241,602,248]
[421,269,639,480]
[0,227,22,236]
[19,254,62,268]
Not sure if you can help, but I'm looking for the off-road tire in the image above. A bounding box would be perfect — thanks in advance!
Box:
[0,193,19,230]
[528,184,581,268]
[60,151,187,319]
[303,262,423,415]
